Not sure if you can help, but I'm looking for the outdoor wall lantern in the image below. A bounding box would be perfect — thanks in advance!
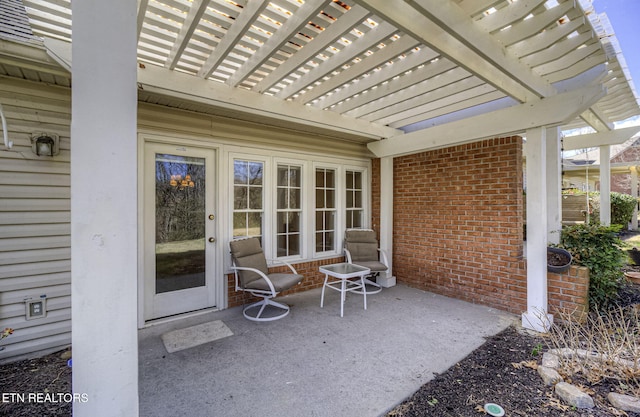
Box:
[31,133,60,156]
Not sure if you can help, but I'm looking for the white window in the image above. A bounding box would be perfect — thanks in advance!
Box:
[346,170,364,229]
[276,164,302,257]
[233,159,264,239]
[315,168,336,253]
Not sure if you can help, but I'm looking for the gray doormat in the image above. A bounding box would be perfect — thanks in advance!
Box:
[161,320,233,353]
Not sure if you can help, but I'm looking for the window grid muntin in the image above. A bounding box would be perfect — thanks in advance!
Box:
[233,159,264,239]
[315,167,336,253]
[276,164,302,257]
[346,170,364,229]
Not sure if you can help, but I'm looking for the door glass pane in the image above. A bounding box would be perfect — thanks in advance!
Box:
[155,153,206,294]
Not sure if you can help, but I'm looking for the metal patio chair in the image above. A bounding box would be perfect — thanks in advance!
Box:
[229,237,303,321]
[344,229,389,295]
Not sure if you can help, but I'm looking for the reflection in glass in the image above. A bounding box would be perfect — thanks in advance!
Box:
[233,159,263,238]
[155,154,206,294]
[277,164,302,257]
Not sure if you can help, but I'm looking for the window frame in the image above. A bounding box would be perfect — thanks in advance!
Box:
[313,164,340,257]
[228,151,369,263]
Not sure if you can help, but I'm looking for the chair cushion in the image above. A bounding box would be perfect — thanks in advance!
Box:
[245,273,304,292]
[230,238,269,286]
[345,230,380,262]
[347,241,379,262]
[351,260,387,273]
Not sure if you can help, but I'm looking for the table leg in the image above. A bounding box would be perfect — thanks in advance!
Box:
[361,274,367,310]
[320,274,329,308]
[341,278,347,317]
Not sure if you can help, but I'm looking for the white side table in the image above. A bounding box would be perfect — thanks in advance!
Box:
[319,263,371,317]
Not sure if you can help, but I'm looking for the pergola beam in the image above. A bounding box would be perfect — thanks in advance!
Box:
[562,126,640,150]
[355,0,556,102]
[197,0,269,79]
[138,63,401,139]
[225,0,328,88]
[368,84,606,157]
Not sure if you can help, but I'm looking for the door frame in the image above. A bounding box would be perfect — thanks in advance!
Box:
[137,133,226,327]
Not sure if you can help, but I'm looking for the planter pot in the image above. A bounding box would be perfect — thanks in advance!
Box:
[624,271,640,285]
[547,247,572,273]
[628,248,640,265]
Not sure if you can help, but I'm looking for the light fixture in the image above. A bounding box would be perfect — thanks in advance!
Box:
[31,133,60,157]
[170,174,195,190]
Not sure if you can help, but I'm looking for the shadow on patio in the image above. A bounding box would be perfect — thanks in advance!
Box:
[138,284,516,417]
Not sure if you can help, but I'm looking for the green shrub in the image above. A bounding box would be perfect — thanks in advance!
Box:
[587,191,638,227]
[560,223,625,309]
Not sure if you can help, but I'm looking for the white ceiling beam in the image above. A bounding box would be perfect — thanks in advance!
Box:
[579,106,614,132]
[457,0,502,17]
[349,68,476,120]
[298,35,421,105]
[165,0,210,70]
[315,47,443,112]
[475,0,546,33]
[521,32,593,68]
[137,62,401,139]
[544,51,606,83]
[508,18,584,59]
[198,0,269,79]
[355,0,555,102]
[367,84,606,157]
[275,21,398,100]
[136,0,149,42]
[533,43,602,76]
[385,88,505,128]
[253,4,371,94]
[225,0,329,87]
[562,127,640,150]
[493,1,575,46]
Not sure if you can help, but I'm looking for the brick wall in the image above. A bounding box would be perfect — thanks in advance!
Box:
[547,265,590,320]
[379,136,589,316]
[389,137,527,314]
[227,256,345,308]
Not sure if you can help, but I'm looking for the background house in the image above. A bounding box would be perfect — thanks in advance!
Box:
[1,0,640,415]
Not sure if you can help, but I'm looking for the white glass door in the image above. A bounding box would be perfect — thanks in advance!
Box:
[143,143,217,320]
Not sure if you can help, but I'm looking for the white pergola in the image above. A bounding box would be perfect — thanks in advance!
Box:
[6,0,640,415]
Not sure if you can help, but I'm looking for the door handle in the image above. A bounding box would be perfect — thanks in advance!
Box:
[208,237,216,243]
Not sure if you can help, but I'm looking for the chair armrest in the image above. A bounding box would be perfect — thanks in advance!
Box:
[267,259,298,275]
[344,248,354,264]
[230,266,277,295]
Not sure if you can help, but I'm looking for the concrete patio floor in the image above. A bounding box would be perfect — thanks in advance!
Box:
[138,284,517,417]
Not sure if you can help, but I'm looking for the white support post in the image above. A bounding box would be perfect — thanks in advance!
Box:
[631,166,638,231]
[523,127,553,332]
[546,127,562,244]
[71,1,139,416]
[600,145,611,226]
[379,157,394,282]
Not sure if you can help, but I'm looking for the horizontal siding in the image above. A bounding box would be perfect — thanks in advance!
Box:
[0,197,70,211]
[0,223,70,238]
[0,76,71,361]
[0,235,70,252]
[0,259,70,279]
[1,271,70,292]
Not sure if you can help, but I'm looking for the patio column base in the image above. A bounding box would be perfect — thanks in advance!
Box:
[521,311,553,333]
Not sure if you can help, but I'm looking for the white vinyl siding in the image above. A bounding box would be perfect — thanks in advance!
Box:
[0,77,71,362]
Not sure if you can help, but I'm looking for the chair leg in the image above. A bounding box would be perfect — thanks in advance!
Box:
[350,273,382,295]
[243,297,291,322]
